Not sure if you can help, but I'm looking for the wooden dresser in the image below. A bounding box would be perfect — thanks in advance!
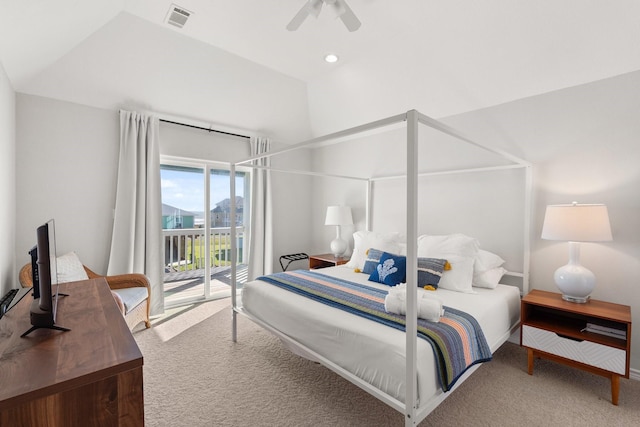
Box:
[0,278,144,426]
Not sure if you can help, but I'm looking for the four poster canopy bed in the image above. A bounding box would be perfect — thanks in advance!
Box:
[229,110,532,426]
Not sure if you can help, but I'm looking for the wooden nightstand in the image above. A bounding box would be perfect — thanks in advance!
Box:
[309,254,349,269]
[520,289,632,405]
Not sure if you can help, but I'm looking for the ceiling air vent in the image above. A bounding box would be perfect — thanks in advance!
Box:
[166,4,192,29]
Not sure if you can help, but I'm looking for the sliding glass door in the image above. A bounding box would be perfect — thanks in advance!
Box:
[161,161,249,307]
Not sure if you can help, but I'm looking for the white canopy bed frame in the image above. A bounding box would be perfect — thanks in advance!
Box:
[229,110,532,426]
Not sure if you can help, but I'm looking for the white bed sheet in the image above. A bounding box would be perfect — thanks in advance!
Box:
[240,265,520,407]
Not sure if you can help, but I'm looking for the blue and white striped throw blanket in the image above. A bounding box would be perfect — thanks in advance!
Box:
[257,269,492,392]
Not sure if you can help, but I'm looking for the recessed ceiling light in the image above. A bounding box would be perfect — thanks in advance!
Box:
[324,53,339,63]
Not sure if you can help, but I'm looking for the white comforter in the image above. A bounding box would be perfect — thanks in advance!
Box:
[241,265,520,407]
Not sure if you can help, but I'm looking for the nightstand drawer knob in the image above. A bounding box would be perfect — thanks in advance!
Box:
[555,333,583,342]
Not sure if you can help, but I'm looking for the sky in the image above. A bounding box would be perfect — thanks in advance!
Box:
[161,167,245,213]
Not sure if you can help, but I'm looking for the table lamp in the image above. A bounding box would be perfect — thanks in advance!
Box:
[325,205,353,258]
[541,202,612,303]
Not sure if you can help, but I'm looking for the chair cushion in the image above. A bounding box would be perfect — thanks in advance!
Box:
[112,287,148,314]
[56,252,89,283]
[111,290,125,314]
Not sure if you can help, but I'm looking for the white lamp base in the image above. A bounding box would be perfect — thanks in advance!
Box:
[329,224,348,258]
[330,238,347,258]
[554,242,595,303]
[562,295,591,303]
[554,264,595,303]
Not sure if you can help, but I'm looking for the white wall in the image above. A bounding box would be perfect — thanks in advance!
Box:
[160,121,251,164]
[310,71,640,371]
[439,70,640,296]
[11,11,316,277]
[305,1,640,139]
[268,148,313,271]
[15,95,119,273]
[14,96,313,281]
[442,73,640,373]
[0,61,16,295]
[159,121,313,273]
[21,12,312,145]
[309,120,527,271]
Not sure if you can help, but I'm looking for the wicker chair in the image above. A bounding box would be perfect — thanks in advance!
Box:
[19,263,151,330]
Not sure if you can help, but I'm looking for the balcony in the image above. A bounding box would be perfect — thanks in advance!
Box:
[163,226,247,306]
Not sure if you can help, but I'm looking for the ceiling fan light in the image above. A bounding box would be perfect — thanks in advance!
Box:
[307,0,324,18]
[328,0,347,17]
[287,0,360,32]
[324,53,339,63]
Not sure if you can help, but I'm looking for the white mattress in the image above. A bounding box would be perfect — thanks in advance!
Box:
[240,265,520,408]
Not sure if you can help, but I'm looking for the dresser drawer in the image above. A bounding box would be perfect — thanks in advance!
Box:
[522,325,626,375]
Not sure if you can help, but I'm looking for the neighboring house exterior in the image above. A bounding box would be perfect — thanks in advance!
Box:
[211,197,243,228]
[162,200,245,267]
[162,203,196,229]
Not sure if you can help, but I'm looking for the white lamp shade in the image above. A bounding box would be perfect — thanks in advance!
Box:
[325,206,353,226]
[541,203,612,242]
[542,202,612,303]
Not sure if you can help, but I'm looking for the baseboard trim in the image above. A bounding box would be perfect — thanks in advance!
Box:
[630,368,640,381]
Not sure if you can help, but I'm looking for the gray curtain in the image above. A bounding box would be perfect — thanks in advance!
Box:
[247,137,273,280]
[108,110,164,316]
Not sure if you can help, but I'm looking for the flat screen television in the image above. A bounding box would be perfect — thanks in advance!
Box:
[21,219,70,337]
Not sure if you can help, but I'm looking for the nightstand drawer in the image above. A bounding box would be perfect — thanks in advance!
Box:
[522,325,626,375]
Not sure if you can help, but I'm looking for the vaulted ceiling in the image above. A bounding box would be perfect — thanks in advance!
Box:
[2,0,639,138]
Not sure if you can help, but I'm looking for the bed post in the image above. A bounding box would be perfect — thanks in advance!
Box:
[366,179,372,231]
[405,110,419,426]
[230,163,238,342]
[523,164,533,295]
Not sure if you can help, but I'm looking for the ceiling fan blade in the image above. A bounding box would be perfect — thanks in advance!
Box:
[336,0,361,32]
[286,3,311,31]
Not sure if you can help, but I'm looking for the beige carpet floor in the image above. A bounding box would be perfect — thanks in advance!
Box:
[134,299,640,427]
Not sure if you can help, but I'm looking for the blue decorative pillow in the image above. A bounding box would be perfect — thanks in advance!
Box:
[362,248,385,275]
[417,257,448,289]
[369,252,406,286]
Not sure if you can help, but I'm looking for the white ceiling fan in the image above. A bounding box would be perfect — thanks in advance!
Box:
[287,0,361,32]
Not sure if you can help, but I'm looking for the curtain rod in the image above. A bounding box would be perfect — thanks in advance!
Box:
[159,119,250,139]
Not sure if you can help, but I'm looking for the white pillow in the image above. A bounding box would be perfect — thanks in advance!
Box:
[398,242,407,256]
[346,231,403,271]
[473,267,507,289]
[474,249,505,274]
[56,252,89,283]
[417,234,479,293]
